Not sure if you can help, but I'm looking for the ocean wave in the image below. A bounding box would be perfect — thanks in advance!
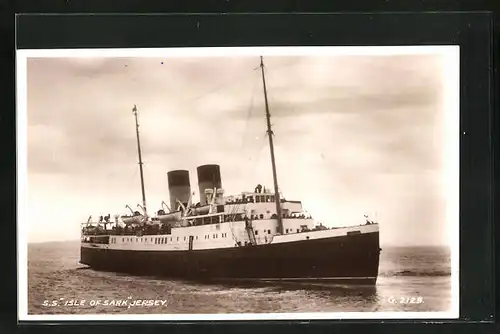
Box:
[380,269,451,277]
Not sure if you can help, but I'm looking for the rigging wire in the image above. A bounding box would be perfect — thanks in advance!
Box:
[176,68,258,106]
[262,58,301,84]
[127,164,138,190]
[240,70,259,152]
[264,69,328,165]
[240,69,271,178]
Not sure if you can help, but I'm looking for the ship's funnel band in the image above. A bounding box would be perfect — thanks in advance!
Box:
[167,170,191,211]
[197,164,222,206]
[167,170,190,188]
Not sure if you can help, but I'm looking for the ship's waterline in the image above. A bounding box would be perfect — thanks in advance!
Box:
[81,226,380,284]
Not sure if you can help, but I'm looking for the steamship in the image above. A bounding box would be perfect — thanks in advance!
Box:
[80,57,381,285]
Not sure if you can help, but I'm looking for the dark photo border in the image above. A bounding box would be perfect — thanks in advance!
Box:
[3,8,496,334]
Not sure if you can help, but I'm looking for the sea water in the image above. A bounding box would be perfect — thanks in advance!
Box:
[26,241,452,315]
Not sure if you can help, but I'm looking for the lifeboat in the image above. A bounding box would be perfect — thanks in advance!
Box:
[157,210,182,224]
[121,210,144,225]
[190,205,210,215]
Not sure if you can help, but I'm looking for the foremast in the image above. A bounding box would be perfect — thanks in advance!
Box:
[132,104,148,216]
[259,56,284,235]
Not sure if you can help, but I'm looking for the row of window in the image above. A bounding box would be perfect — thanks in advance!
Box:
[255,229,271,235]
[253,228,300,235]
[287,228,301,234]
[204,233,229,239]
[187,212,272,226]
[226,195,276,204]
[109,228,303,245]
[184,210,309,227]
[110,233,231,244]
[110,236,181,244]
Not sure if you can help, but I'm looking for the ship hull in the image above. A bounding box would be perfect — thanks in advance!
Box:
[80,231,380,285]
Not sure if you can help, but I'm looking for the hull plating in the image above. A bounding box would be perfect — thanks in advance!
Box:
[80,231,380,285]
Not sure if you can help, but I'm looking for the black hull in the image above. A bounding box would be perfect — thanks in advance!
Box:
[80,231,380,285]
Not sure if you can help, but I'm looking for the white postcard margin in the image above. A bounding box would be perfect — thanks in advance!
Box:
[16,46,460,321]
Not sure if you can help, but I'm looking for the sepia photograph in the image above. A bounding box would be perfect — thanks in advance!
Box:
[17,46,459,321]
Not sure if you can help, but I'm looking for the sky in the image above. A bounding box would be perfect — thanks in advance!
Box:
[22,48,458,246]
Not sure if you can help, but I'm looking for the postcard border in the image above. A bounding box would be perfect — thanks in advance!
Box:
[17,45,460,321]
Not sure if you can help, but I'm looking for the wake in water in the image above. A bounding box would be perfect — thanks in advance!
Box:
[380,269,451,277]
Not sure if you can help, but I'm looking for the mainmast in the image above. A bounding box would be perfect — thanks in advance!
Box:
[260,56,284,235]
[132,105,147,216]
